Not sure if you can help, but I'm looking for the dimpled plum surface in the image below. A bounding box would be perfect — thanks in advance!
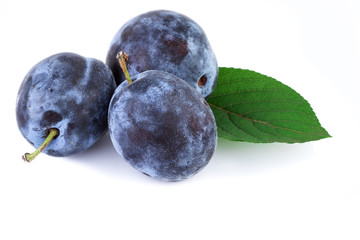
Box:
[106,10,218,98]
[16,52,116,157]
[108,70,217,181]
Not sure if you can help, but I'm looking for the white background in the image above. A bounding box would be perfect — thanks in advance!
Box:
[1,0,359,239]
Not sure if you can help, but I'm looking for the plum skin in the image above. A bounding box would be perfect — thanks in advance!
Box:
[106,10,218,99]
[108,70,217,182]
[16,52,116,157]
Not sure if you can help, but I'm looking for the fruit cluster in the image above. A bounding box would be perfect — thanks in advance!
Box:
[16,10,218,182]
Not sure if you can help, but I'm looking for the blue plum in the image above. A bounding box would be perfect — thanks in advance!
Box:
[108,70,217,181]
[106,10,218,98]
[16,52,116,159]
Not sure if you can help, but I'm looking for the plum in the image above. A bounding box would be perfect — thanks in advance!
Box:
[106,10,218,98]
[108,69,217,181]
[16,52,116,161]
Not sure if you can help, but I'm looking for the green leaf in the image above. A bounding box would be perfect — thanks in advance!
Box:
[206,67,331,143]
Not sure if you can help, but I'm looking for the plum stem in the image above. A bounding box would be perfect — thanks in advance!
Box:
[22,128,59,162]
[116,51,133,84]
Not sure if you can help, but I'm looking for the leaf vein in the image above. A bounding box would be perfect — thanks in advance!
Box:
[220,99,305,107]
[241,109,315,120]
[227,114,261,140]
[216,124,245,141]
[215,77,274,86]
[209,88,286,98]
[209,103,306,135]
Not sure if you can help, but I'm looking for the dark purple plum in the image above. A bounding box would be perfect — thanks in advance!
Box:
[106,10,218,98]
[108,70,217,182]
[16,52,116,160]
